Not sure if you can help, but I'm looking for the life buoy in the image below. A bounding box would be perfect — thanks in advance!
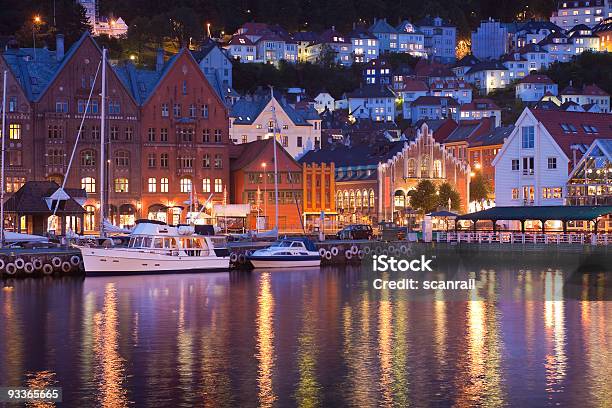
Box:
[399,245,408,254]
[363,246,371,255]
[70,255,81,266]
[330,246,339,256]
[375,246,383,255]
[61,262,72,273]
[0,258,5,271]
[345,250,353,260]
[388,245,395,253]
[5,263,17,275]
[42,264,54,275]
[14,257,25,269]
[324,251,332,260]
[33,258,43,270]
[358,250,364,259]
[238,254,246,264]
[319,248,326,256]
[245,250,253,257]
[24,262,35,274]
[51,257,62,268]
[382,249,389,255]
[230,253,238,263]
[351,245,358,255]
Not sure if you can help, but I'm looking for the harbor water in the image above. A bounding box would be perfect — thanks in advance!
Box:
[0,250,610,407]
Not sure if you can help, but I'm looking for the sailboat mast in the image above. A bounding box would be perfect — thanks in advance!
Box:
[0,70,7,248]
[269,85,279,234]
[99,48,107,237]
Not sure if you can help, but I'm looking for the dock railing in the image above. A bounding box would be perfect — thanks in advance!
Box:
[435,231,611,245]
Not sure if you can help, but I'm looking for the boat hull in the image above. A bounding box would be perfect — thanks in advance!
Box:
[80,247,230,275]
[248,255,321,269]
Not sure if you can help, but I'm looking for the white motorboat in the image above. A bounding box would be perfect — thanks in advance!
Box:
[80,220,230,275]
[247,237,321,268]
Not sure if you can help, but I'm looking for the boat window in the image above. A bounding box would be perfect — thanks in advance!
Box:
[164,238,176,248]
[142,237,152,248]
[290,242,304,248]
[153,238,163,248]
[133,237,142,247]
[193,239,203,248]
[128,237,135,247]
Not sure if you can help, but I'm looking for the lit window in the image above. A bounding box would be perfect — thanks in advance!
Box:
[9,123,21,140]
[81,177,96,193]
[160,177,168,193]
[148,177,157,193]
[180,177,192,193]
[214,178,223,193]
[202,178,211,193]
[114,178,129,193]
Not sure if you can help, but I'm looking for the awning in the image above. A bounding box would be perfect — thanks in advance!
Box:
[427,210,459,218]
[148,204,166,213]
[213,204,251,217]
[457,206,612,222]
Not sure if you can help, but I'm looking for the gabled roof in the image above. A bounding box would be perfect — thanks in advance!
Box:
[191,39,230,62]
[444,122,481,143]
[227,35,255,45]
[530,109,611,158]
[516,20,562,34]
[452,54,480,68]
[347,26,377,40]
[347,84,395,99]
[229,138,298,171]
[299,140,405,168]
[460,98,500,111]
[414,60,455,77]
[398,79,429,92]
[469,125,514,147]
[396,21,424,35]
[1,32,92,102]
[415,16,455,28]
[518,43,548,54]
[411,95,459,107]
[465,61,507,75]
[230,94,314,126]
[538,31,568,45]
[561,83,609,96]
[291,31,319,42]
[317,29,350,44]
[518,74,555,84]
[369,19,398,34]
[3,181,85,214]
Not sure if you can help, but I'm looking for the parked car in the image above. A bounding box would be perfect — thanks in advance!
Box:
[337,224,373,240]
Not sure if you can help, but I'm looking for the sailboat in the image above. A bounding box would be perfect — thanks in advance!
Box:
[247,86,321,268]
[78,49,230,274]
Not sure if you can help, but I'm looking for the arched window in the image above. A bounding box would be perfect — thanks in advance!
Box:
[160,178,169,193]
[180,177,192,193]
[407,158,416,178]
[420,155,430,177]
[363,189,369,208]
[337,191,343,209]
[84,205,96,232]
[81,176,96,193]
[115,150,130,167]
[394,190,406,208]
[349,190,355,208]
[344,191,349,208]
[369,190,375,208]
[433,160,442,178]
[80,150,96,166]
[148,177,157,193]
[356,190,362,208]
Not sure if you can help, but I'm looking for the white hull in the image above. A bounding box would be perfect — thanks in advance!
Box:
[81,247,229,274]
[249,259,321,268]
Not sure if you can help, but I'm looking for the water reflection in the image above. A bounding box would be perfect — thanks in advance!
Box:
[93,283,129,407]
[0,254,609,407]
[256,272,276,407]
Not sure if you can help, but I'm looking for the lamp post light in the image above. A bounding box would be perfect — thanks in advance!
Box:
[33,16,42,60]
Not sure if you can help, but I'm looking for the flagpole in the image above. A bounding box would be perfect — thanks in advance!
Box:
[0,70,7,248]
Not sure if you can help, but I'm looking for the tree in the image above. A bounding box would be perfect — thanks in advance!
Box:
[437,182,461,211]
[470,171,491,203]
[409,180,438,215]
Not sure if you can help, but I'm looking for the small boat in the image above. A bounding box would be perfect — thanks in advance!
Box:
[79,220,230,275]
[247,237,321,268]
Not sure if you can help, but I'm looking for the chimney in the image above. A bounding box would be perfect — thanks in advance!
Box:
[156,48,164,72]
[56,34,64,61]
